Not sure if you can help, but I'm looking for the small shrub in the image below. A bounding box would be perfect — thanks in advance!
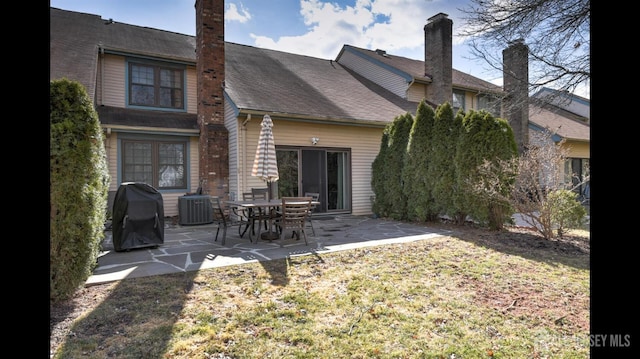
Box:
[547,189,587,237]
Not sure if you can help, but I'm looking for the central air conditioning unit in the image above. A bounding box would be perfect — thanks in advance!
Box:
[179,195,213,225]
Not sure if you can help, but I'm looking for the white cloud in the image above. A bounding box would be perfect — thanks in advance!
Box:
[225,3,251,23]
[248,0,474,61]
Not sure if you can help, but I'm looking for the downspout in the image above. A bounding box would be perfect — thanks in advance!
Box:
[406,78,415,100]
[241,113,251,193]
[99,45,104,106]
[98,46,111,168]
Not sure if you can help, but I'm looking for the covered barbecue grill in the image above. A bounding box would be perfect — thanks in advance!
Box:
[112,182,164,252]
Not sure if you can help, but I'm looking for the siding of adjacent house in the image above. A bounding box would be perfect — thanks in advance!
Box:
[99,54,199,114]
[407,83,428,103]
[98,53,202,217]
[100,55,126,107]
[105,132,118,211]
[566,141,589,158]
[186,66,198,113]
[225,100,241,201]
[337,49,410,99]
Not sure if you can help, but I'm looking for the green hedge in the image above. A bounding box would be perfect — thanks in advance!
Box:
[50,79,110,303]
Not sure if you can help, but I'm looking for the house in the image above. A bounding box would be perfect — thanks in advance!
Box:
[530,87,590,195]
[50,1,589,218]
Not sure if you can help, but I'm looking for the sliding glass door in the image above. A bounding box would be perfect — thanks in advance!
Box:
[275,147,350,214]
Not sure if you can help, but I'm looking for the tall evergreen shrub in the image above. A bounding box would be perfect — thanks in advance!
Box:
[50,78,110,303]
[429,103,463,221]
[403,100,437,221]
[386,113,413,220]
[454,110,517,228]
[371,127,391,218]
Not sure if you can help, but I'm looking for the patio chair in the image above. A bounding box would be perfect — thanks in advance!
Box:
[235,192,254,239]
[210,196,240,245]
[304,192,320,236]
[238,189,271,240]
[251,189,271,227]
[252,187,269,199]
[274,196,312,245]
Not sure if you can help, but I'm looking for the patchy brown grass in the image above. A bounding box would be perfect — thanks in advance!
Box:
[50,223,589,358]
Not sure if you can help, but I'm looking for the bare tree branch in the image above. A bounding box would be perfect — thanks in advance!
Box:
[458,0,590,98]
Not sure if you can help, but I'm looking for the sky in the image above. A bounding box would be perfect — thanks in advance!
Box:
[49,0,587,98]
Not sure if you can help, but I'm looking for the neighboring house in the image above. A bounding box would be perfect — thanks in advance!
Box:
[342,31,591,196]
[532,87,590,123]
[50,2,589,218]
[530,88,590,196]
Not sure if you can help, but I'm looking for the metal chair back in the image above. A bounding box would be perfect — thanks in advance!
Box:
[276,196,312,245]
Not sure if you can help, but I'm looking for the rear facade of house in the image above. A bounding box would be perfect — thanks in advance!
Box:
[50,1,588,218]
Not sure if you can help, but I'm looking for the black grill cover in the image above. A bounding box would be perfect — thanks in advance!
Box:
[112,182,164,251]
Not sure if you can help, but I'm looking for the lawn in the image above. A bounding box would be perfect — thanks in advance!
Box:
[50,224,589,358]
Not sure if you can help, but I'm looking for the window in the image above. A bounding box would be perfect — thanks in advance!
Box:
[452,90,465,113]
[129,62,184,109]
[564,158,589,196]
[478,94,501,117]
[122,139,186,189]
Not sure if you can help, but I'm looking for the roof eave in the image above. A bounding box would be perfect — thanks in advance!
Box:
[237,109,389,127]
[101,47,195,65]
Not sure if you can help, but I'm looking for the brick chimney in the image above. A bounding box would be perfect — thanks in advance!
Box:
[424,13,453,106]
[195,0,229,198]
[502,39,529,154]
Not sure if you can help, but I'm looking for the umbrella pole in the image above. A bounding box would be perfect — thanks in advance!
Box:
[261,180,280,241]
[266,181,270,201]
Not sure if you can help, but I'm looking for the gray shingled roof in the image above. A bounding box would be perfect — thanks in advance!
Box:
[224,42,417,123]
[50,7,416,126]
[96,106,198,130]
[340,45,502,93]
[528,103,589,142]
[51,6,584,138]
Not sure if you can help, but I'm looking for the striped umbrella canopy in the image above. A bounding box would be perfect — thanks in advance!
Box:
[251,115,279,198]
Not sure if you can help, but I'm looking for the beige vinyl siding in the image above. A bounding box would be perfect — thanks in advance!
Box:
[564,140,589,159]
[407,82,428,103]
[236,118,383,215]
[528,128,589,159]
[101,54,126,107]
[105,132,119,194]
[100,55,196,112]
[338,50,409,99]
[163,194,183,218]
[104,132,118,213]
[225,101,241,201]
[464,91,474,111]
[185,66,197,114]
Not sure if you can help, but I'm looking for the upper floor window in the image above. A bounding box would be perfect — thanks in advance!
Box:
[478,94,501,117]
[129,62,184,109]
[122,139,187,190]
[452,90,465,113]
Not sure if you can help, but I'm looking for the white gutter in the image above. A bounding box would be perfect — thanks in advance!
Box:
[99,124,199,134]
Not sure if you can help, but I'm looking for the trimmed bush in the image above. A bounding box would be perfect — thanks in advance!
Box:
[50,78,110,303]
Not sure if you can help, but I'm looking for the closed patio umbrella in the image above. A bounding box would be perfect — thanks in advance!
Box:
[251,114,279,200]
